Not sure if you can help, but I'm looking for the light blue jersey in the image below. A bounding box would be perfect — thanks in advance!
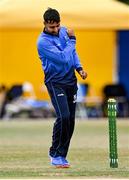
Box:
[37,27,82,85]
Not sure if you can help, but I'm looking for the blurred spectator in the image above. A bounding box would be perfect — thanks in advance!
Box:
[76,83,89,118]
[22,81,36,99]
[0,84,23,119]
[102,83,129,117]
[0,85,7,119]
[0,82,54,119]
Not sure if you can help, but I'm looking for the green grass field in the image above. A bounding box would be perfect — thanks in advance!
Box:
[0,119,129,178]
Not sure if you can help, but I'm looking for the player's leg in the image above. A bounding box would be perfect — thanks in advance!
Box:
[46,82,71,158]
[63,84,78,158]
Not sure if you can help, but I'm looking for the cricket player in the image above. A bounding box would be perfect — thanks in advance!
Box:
[37,8,87,168]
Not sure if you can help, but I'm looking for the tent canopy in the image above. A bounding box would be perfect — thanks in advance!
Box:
[0,0,129,29]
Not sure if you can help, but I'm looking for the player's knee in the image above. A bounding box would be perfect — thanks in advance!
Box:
[62,112,70,120]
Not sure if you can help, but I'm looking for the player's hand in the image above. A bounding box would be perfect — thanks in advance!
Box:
[67,29,75,37]
[79,70,88,80]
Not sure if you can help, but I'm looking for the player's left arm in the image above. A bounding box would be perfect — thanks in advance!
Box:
[73,50,88,80]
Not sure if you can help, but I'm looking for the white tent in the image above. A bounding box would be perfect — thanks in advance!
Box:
[0,0,129,29]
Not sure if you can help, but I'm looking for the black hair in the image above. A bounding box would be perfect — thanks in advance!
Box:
[43,8,60,23]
